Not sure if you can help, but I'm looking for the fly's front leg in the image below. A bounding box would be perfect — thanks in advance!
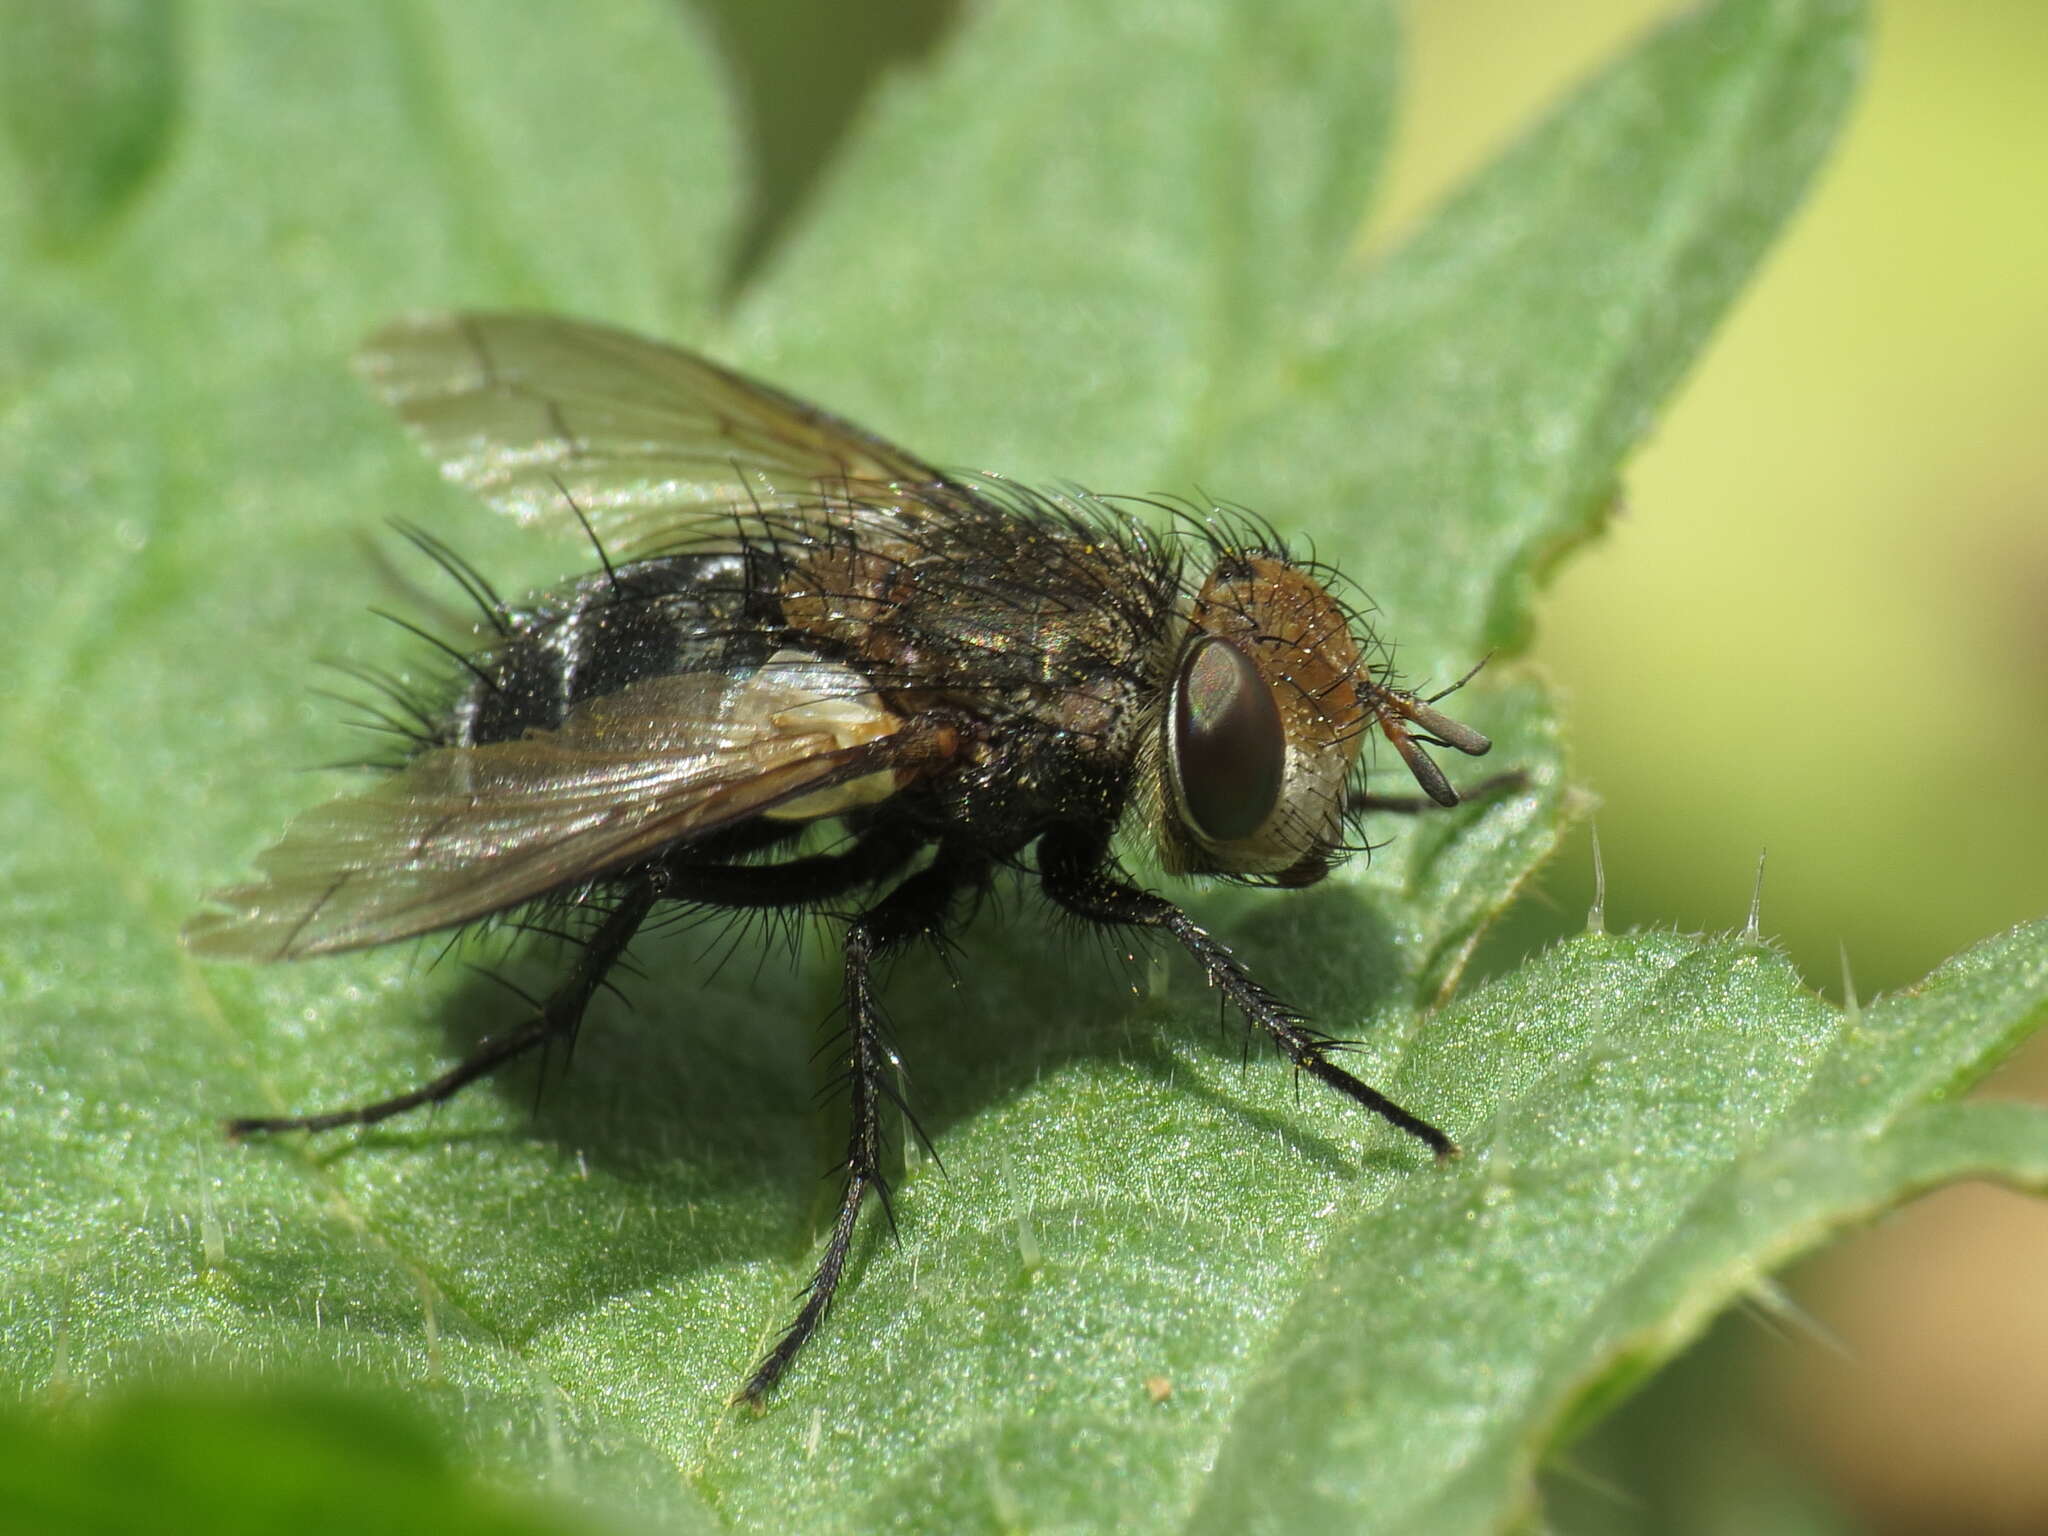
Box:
[1038,832,1456,1161]
[227,874,660,1137]
[737,850,983,1403]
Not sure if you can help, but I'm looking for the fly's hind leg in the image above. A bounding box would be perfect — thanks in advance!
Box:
[230,825,924,1139]
[226,875,660,1138]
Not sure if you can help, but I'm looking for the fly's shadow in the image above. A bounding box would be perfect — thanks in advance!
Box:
[488,874,1416,1168]
[238,874,1417,1330]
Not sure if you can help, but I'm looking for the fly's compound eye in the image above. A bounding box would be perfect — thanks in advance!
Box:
[1170,635,1286,843]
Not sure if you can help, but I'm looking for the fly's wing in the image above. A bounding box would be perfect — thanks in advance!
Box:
[355,311,958,556]
[185,660,928,961]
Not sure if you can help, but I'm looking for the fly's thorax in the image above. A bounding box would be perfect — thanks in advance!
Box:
[1152,556,1368,884]
[777,520,919,655]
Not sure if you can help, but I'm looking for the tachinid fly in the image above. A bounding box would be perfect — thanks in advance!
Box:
[186,312,1503,1401]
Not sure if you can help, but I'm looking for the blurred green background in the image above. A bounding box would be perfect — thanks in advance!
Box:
[1412,1,2048,1008]
[1393,5,2047,1532]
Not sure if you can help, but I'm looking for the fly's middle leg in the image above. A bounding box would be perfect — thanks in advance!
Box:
[736,849,980,1403]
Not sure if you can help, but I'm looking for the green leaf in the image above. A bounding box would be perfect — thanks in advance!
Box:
[9,2,2035,1535]
[723,0,1401,491]
[1199,0,1872,659]
[0,1385,610,1536]
[0,0,181,252]
[1186,923,2048,1534]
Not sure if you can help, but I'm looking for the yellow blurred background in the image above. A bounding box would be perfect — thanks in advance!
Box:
[1384,4,2048,1530]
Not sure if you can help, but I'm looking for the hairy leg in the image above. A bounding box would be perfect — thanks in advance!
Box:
[227,825,924,1138]
[227,872,661,1137]
[1037,829,1455,1160]
[737,848,985,1402]
[662,823,921,908]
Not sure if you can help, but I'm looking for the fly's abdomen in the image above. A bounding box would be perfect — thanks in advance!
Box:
[451,551,786,748]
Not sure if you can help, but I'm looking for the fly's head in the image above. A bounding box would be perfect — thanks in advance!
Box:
[1153,553,1494,887]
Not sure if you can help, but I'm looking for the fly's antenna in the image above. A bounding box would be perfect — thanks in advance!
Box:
[1364,665,1494,807]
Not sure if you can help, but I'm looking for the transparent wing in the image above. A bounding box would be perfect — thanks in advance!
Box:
[354,311,955,555]
[185,660,925,961]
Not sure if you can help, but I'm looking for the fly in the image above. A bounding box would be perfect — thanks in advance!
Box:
[186,312,1504,1401]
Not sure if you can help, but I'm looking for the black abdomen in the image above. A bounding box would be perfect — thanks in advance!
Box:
[450,551,787,748]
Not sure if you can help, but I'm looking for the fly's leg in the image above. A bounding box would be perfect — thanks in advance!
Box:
[226,875,659,1137]
[1038,831,1456,1161]
[663,824,921,909]
[737,852,980,1403]
[1350,769,1529,817]
[228,825,926,1140]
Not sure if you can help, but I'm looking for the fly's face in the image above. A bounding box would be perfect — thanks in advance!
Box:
[1157,554,1493,886]
[1156,556,1363,884]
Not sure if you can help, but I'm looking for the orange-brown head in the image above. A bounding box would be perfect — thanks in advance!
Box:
[1153,554,1492,886]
